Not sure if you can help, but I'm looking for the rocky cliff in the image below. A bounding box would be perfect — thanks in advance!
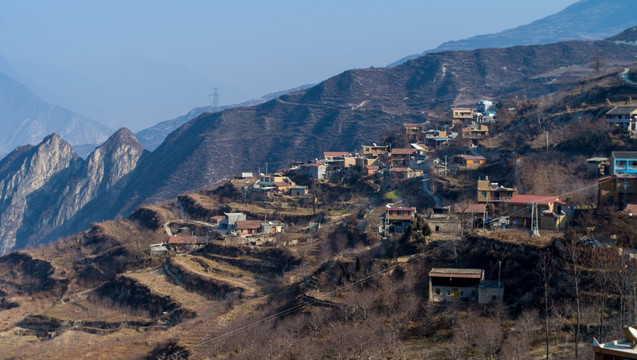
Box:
[0,129,144,253]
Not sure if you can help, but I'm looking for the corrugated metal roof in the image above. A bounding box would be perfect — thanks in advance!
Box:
[235,220,262,229]
[606,106,637,115]
[429,268,484,278]
[509,194,559,205]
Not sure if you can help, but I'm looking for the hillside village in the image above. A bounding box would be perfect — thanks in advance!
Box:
[3,47,637,360]
[111,77,637,358]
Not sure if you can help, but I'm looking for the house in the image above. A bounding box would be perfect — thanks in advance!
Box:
[587,157,609,176]
[384,205,416,233]
[599,174,637,205]
[299,163,327,180]
[389,167,423,180]
[208,215,225,225]
[429,268,503,304]
[453,203,487,219]
[235,220,262,236]
[477,100,496,117]
[323,151,350,161]
[606,105,637,132]
[461,124,489,140]
[234,172,254,179]
[452,154,486,168]
[360,144,389,158]
[255,174,295,192]
[610,151,637,175]
[402,123,422,138]
[477,177,517,203]
[451,108,473,124]
[424,130,452,147]
[167,235,207,252]
[261,220,285,234]
[289,186,309,197]
[410,143,428,157]
[389,148,417,167]
[429,268,483,302]
[507,194,573,231]
[223,212,247,229]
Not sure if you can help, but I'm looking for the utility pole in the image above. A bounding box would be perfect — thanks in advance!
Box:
[444,156,448,176]
[497,260,502,302]
[209,87,221,111]
[530,202,540,236]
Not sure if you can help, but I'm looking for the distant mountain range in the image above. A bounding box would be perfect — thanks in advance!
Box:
[0,71,113,157]
[390,0,637,66]
[136,84,314,151]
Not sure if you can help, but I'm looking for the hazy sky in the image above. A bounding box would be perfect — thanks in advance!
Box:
[0,0,576,131]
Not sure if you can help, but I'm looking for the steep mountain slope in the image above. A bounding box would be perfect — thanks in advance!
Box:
[0,129,144,253]
[391,0,637,66]
[106,37,637,216]
[135,84,313,151]
[0,72,113,156]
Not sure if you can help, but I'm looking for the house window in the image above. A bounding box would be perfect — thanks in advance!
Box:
[512,205,517,211]
[481,191,487,198]
[435,226,440,232]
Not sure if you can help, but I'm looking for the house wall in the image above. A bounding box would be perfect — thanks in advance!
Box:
[478,287,504,304]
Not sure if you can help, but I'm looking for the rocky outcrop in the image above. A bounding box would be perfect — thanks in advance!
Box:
[0,134,79,253]
[0,129,145,253]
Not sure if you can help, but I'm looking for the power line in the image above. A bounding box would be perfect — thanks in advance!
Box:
[164,240,460,359]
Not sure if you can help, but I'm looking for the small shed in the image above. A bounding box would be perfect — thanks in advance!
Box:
[429,268,484,302]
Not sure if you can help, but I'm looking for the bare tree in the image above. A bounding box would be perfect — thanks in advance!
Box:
[564,234,583,359]
[536,250,553,360]
[591,52,606,73]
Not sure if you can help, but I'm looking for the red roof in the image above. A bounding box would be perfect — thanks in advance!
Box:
[168,236,199,245]
[455,154,486,160]
[273,182,291,187]
[324,151,349,158]
[454,203,487,214]
[391,148,417,155]
[509,194,560,205]
[389,167,409,172]
[623,204,637,216]
[403,123,420,129]
[210,215,225,220]
[235,220,262,230]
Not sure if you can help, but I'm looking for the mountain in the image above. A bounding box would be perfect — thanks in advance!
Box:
[107,34,637,215]
[136,84,314,151]
[3,31,637,252]
[0,129,144,253]
[0,71,113,157]
[390,0,637,66]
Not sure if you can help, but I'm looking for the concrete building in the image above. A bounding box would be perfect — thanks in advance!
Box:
[606,105,637,132]
[429,268,503,304]
[507,194,573,231]
[429,268,483,302]
[477,177,517,203]
[610,151,637,176]
[384,205,416,233]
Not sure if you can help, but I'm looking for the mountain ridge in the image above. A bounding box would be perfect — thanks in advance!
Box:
[0,71,113,157]
[390,0,637,66]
